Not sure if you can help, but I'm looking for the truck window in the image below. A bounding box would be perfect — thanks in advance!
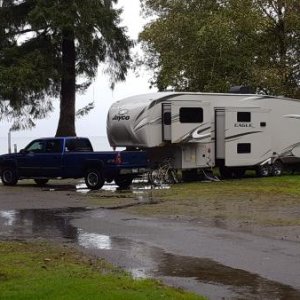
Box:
[180,107,203,123]
[45,140,62,153]
[25,140,44,153]
[65,139,93,152]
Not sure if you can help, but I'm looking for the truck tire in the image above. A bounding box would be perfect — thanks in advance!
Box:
[34,179,49,186]
[271,161,283,176]
[256,165,270,177]
[85,169,104,190]
[114,175,134,189]
[1,167,18,186]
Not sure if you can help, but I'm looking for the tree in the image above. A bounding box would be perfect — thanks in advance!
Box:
[139,0,300,98]
[253,0,300,97]
[0,0,132,135]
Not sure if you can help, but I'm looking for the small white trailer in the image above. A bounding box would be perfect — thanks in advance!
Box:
[107,92,300,179]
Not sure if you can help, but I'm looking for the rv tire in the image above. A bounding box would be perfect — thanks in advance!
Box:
[256,165,270,177]
[271,161,283,176]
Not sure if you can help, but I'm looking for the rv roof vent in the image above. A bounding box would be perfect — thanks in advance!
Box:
[229,86,254,94]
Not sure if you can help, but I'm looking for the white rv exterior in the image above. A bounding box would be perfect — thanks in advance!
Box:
[107,92,300,177]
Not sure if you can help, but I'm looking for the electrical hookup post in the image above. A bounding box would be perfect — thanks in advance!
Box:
[8,130,18,154]
[8,130,12,154]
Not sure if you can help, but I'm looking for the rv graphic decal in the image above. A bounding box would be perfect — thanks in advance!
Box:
[174,123,211,143]
[112,108,130,121]
[112,115,130,121]
[283,114,300,120]
[226,131,262,141]
[234,123,254,128]
[280,142,300,157]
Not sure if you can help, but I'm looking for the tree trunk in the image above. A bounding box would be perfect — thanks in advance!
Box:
[55,28,76,137]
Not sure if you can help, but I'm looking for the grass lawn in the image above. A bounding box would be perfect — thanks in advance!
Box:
[88,175,300,228]
[0,241,205,300]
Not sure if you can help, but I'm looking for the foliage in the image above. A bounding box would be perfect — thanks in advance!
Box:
[0,0,132,134]
[139,0,300,98]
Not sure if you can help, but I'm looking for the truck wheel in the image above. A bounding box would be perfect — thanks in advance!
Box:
[34,179,49,186]
[271,161,283,176]
[85,169,104,190]
[115,175,133,189]
[1,167,18,186]
[256,165,270,177]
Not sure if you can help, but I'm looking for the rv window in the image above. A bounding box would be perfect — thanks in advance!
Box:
[163,112,171,125]
[237,143,251,154]
[237,112,251,122]
[180,108,203,123]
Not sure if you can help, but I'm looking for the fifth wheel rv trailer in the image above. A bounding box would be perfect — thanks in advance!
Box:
[107,92,300,179]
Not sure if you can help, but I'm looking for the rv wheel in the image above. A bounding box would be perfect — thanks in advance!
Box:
[271,161,283,176]
[256,165,270,177]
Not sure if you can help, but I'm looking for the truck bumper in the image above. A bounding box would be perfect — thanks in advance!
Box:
[119,167,149,175]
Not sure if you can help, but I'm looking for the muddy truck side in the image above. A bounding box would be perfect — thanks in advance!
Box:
[0,137,149,190]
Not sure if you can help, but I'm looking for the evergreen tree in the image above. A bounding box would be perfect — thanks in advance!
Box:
[0,0,132,135]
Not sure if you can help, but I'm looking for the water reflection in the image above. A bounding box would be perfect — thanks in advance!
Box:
[78,231,111,250]
[0,210,17,226]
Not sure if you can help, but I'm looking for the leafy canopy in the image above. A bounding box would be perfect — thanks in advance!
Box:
[139,0,300,98]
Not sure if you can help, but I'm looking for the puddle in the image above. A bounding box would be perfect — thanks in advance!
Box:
[0,208,300,299]
[39,178,170,194]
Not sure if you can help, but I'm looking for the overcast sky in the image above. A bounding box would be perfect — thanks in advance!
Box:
[0,0,154,138]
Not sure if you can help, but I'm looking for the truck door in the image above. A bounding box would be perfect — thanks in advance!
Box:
[18,140,45,177]
[223,108,271,167]
[171,101,211,144]
[18,139,62,177]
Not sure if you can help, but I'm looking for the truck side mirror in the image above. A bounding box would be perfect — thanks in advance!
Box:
[20,149,27,154]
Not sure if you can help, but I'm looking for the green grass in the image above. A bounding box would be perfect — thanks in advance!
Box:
[0,241,205,300]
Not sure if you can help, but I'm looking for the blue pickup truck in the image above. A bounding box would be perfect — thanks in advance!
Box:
[0,137,149,190]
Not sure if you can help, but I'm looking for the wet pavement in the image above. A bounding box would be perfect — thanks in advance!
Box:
[1,205,300,300]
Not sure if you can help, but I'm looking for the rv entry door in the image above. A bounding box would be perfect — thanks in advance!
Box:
[162,103,171,141]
